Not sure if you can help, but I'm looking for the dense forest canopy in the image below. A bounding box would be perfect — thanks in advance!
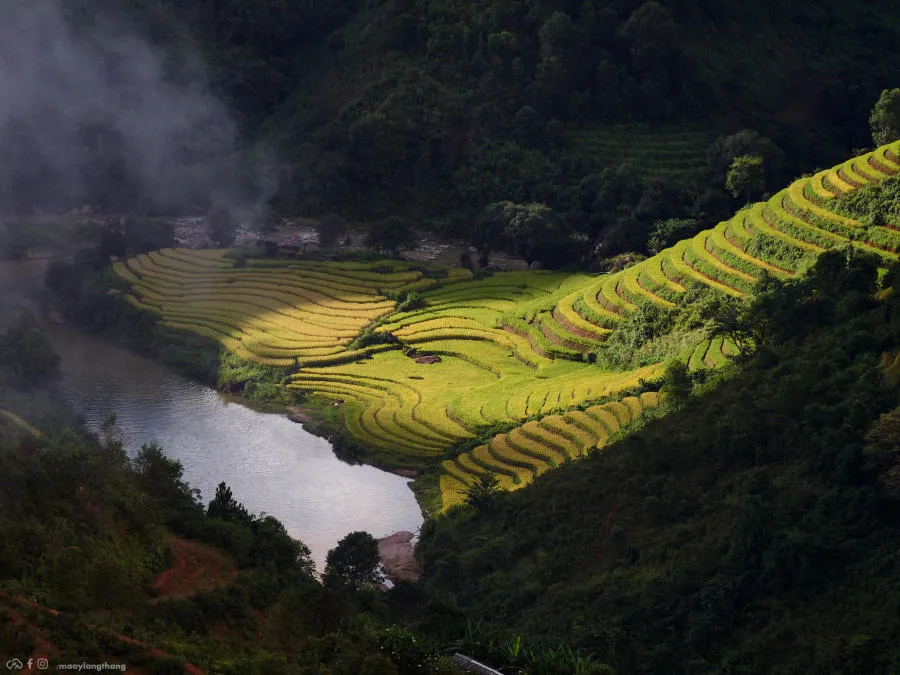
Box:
[3,0,900,267]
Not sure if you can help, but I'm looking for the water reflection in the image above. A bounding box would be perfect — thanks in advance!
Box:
[1,260,423,569]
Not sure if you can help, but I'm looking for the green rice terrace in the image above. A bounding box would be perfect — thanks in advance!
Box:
[114,141,900,512]
[567,125,718,180]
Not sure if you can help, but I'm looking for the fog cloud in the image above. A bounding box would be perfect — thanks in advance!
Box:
[0,0,253,216]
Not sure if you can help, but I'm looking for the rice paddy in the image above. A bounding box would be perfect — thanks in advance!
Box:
[114,141,900,509]
[438,392,661,508]
[568,125,717,180]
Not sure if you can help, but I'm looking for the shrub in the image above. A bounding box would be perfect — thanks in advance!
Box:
[366,216,417,256]
[384,290,426,312]
[315,213,349,249]
[348,328,399,350]
[207,204,237,247]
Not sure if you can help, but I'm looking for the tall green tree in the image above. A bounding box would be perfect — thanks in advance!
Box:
[207,481,249,522]
[725,154,766,202]
[324,531,384,589]
[870,88,900,146]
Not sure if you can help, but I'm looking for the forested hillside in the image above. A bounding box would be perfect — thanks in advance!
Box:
[138,0,900,241]
[12,0,900,263]
[413,250,900,674]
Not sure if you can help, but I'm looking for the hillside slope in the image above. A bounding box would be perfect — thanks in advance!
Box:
[258,0,900,225]
[114,142,900,503]
[415,251,900,673]
[82,0,900,259]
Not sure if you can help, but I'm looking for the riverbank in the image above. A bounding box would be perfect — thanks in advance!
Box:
[1,257,425,570]
[288,405,421,479]
[377,530,420,582]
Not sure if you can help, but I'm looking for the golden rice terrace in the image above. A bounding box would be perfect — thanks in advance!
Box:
[115,141,900,510]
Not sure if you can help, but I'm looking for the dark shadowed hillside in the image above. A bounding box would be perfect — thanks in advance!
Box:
[412,250,900,674]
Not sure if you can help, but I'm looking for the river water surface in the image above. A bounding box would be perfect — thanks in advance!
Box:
[1,260,423,569]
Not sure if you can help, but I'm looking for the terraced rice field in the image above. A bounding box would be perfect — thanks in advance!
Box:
[115,251,472,367]
[115,141,900,508]
[568,125,717,180]
[548,141,900,352]
[439,392,661,507]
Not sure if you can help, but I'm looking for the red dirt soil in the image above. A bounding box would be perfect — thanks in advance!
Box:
[152,536,237,601]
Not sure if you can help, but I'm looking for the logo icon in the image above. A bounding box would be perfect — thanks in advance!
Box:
[36,658,49,670]
[4,658,23,671]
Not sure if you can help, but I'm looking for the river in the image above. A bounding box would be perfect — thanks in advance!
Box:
[0,259,423,570]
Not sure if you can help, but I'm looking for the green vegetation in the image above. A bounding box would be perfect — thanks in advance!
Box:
[413,250,900,674]
[0,424,469,673]
[726,155,766,202]
[16,0,898,271]
[119,0,900,245]
[870,88,900,147]
[15,2,900,672]
[84,140,900,504]
[0,329,467,673]
[324,531,385,589]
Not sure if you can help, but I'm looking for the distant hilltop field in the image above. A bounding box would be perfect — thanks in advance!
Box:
[113,141,900,511]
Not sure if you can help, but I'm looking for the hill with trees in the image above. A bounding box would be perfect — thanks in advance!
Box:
[412,248,900,674]
[7,0,900,267]
[86,140,900,515]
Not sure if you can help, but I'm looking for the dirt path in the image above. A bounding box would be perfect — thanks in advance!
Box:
[152,536,237,601]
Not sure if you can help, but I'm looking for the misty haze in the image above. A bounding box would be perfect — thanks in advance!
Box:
[0,0,249,216]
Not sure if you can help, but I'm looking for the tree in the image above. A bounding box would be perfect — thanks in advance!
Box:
[707,280,779,359]
[0,312,60,387]
[207,204,237,248]
[619,1,679,71]
[463,473,502,512]
[725,155,765,202]
[133,442,201,513]
[661,360,692,409]
[480,201,573,267]
[207,481,249,522]
[314,213,348,249]
[647,218,701,254]
[99,413,126,462]
[365,216,417,257]
[870,88,900,147]
[324,531,384,588]
[513,105,542,144]
[708,300,758,359]
[471,203,508,267]
[864,407,900,500]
